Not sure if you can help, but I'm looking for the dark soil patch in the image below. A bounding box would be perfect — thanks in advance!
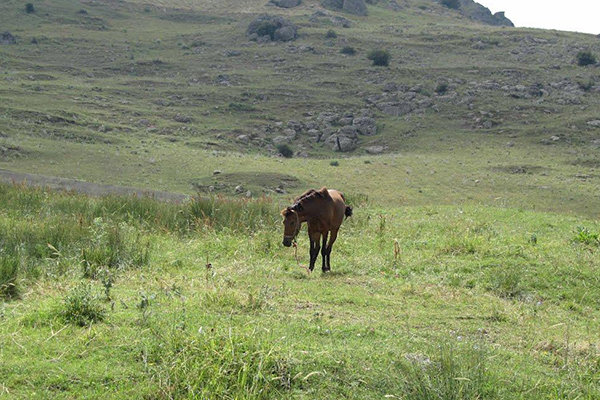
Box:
[193,172,301,194]
[491,165,547,175]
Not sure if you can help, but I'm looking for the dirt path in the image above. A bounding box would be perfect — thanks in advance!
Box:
[0,169,190,202]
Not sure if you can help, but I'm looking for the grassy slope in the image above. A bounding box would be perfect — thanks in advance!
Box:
[0,184,599,399]
[0,0,599,216]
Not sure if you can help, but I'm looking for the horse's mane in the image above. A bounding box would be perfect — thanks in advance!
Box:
[294,187,329,206]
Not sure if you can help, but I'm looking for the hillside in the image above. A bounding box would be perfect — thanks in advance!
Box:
[1,0,599,216]
[1,1,600,399]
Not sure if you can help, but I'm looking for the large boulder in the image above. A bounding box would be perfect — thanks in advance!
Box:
[321,0,368,16]
[247,15,298,42]
[353,116,376,135]
[326,134,356,152]
[270,0,302,8]
[453,0,514,27]
[1,31,16,45]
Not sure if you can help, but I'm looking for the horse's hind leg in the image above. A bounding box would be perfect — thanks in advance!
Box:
[321,232,329,272]
[325,229,338,271]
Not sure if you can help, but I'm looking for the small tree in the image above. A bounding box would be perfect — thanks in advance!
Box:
[341,46,356,55]
[325,29,337,39]
[25,3,35,13]
[441,0,460,9]
[367,49,390,66]
[277,144,293,158]
[576,51,597,66]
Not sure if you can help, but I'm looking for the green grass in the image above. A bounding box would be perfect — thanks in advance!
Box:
[1,0,600,397]
[1,183,599,398]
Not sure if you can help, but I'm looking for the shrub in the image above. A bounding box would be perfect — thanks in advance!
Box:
[441,0,460,9]
[0,254,19,299]
[330,160,339,166]
[340,46,356,55]
[277,144,294,158]
[435,82,449,95]
[277,144,293,158]
[61,283,106,326]
[576,51,597,66]
[573,226,599,246]
[254,21,278,40]
[367,49,390,66]
[25,3,35,13]
[325,29,337,39]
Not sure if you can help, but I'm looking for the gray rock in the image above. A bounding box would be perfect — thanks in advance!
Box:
[338,117,354,126]
[587,120,600,127]
[456,0,514,27]
[213,170,222,175]
[321,0,367,15]
[247,15,298,42]
[330,16,352,27]
[224,50,241,57]
[174,114,192,123]
[327,134,356,152]
[270,0,301,7]
[378,102,414,116]
[365,145,385,154]
[353,116,376,135]
[1,32,16,45]
[237,134,250,144]
[338,125,359,138]
[245,190,252,198]
[235,185,244,194]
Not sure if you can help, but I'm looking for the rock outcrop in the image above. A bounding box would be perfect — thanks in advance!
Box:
[321,0,368,16]
[442,0,514,27]
[247,15,298,42]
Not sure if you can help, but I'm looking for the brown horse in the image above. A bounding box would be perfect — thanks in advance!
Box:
[281,187,352,272]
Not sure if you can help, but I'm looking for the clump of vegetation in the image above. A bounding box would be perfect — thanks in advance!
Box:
[435,82,449,95]
[61,283,106,326]
[330,160,340,166]
[441,0,460,9]
[325,29,337,39]
[25,3,35,13]
[367,49,390,66]
[573,226,599,246]
[0,254,19,299]
[340,46,356,55]
[277,144,293,158]
[254,21,278,40]
[576,51,597,66]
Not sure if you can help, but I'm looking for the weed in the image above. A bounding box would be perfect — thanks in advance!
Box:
[61,283,106,326]
[277,144,294,158]
[435,82,448,95]
[576,51,597,66]
[25,3,35,14]
[326,29,337,39]
[340,46,356,55]
[573,226,599,246]
[367,49,390,66]
[0,254,19,299]
[330,160,340,166]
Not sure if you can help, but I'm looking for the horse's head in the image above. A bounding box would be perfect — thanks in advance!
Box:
[281,205,302,247]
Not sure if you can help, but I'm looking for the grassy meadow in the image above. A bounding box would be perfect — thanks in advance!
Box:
[1,0,600,398]
[1,183,599,399]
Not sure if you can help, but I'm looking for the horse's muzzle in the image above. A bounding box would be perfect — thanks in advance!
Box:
[282,238,293,247]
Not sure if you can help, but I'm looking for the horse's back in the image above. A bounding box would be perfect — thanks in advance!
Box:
[327,189,347,228]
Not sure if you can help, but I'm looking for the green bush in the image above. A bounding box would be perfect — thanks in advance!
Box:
[576,51,597,66]
[340,46,356,55]
[61,283,106,326]
[254,21,278,40]
[277,144,293,158]
[441,0,460,9]
[325,29,337,39]
[367,49,390,66]
[330,160,339,166]
[435,82,449,95]
[0,254,19,299]
[25,3,35,13]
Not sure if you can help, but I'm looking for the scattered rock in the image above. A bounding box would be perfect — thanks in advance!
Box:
[213,170,222,175]
[321,0,367,16]
[224,50,241,57]
[247,15,298,42]
[236,134,250,144]
[174,114,192,123]
[235,185,244,194]
[245,190,252,198]
[365,145,385,154]
[0,32,16,45]
[587,120,600,128]
[270,0,302,8]
[353,116,377,135]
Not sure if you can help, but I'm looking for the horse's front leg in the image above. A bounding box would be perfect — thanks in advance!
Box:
[308,231,321,272]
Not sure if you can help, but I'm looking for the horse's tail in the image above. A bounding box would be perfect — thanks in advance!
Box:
[345,205,353,218]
